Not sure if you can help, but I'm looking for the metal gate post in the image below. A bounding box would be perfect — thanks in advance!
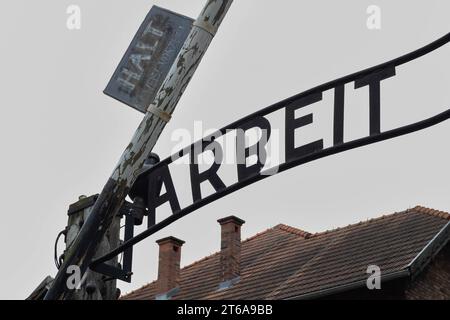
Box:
[45,0,234,300]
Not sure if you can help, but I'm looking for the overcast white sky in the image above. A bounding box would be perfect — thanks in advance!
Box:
[0,0,448,299]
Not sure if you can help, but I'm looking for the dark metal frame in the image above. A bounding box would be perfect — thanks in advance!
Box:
[91,32,450,273]
[91,156,161,283]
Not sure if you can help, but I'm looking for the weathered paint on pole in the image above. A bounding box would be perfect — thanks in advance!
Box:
[65,195,121,300]
[44,0,234,300]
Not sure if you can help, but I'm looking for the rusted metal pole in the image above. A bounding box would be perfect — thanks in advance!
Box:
[45,0,234,300]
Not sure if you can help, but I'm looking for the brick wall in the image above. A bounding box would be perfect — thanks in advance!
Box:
[405,244,450,300]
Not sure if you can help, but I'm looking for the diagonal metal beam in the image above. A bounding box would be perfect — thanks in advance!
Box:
[44,0,234,300]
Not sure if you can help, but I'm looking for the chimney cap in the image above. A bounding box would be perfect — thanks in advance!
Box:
[156,236,185,247]
[218,216,246,226]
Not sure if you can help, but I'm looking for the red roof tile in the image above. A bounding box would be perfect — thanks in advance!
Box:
[122,206,450,300]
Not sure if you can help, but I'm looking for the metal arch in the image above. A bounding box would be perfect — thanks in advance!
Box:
[91,32,450,270]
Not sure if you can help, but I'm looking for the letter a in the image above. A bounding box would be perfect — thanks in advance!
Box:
[67,5,81,30]
[367,5,381,30]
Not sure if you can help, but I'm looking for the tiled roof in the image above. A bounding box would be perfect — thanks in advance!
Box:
[122,206,450,300]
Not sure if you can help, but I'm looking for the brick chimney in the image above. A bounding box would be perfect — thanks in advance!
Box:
[218,216,245,283]
[156,237,185,297]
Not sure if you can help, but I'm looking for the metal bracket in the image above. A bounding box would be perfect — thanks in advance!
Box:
[147,105,172,123]
[91,263,132,283]
[91,203,137,283]
[91,153,161,283]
